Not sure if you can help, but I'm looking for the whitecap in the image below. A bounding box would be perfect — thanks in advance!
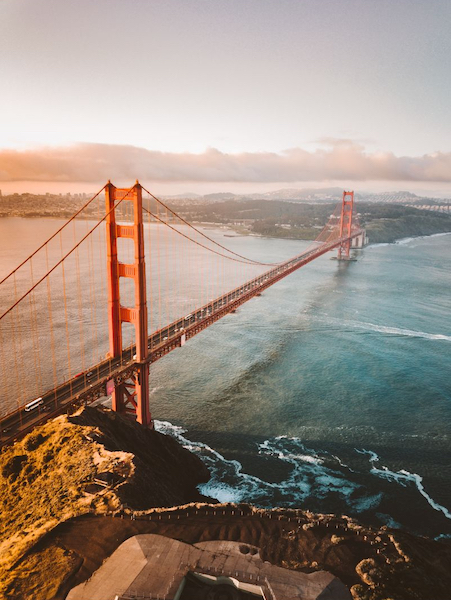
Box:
[259,436,324,465]
[331,454,354,471]
[357,448,451,520]
[350,493,384,513]
[356,448,380,463]
[199,481,246,504]
[376,512,402,529]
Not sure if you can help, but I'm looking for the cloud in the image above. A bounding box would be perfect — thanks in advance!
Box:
[0,141,451,184]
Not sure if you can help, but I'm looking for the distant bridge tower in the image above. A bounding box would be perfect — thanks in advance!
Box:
[105,181,151,426]
[337,191,354,260]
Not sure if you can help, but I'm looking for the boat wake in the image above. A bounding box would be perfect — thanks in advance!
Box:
[319,316,451,342]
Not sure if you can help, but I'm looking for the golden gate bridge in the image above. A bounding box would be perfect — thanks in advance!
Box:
[0,182,365,446]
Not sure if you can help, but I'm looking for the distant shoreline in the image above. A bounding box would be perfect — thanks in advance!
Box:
[1,214,451,247]
[234,228,451,246]
[367,230,451,247]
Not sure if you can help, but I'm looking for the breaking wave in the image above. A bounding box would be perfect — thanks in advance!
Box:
[155,420,381,512]
[356,449,451,520]
[155,420,451,538]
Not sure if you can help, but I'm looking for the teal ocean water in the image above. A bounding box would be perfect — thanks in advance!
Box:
[1,219,450,538]
[150,232,451,539]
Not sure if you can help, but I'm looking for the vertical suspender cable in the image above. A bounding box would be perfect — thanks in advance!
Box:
[45,245,58,410]
[29,258,43,396]
[8,312,23,425]
[156,202,162,332]
[87,223,99,364]
[150,199,154,340]
[60,232,73,395]
[12,273,25,407]
[165,207,170,327]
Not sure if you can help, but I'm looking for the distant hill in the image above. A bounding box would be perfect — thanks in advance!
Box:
[357,191,420,203]
[190,188,449,204]
[202,192,241,201]
[249,187,344,201]
[161,192,202,200]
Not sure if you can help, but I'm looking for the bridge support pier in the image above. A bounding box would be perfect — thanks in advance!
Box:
[337,191,354,260]
[351,231,366,249]
[105,181,152,427]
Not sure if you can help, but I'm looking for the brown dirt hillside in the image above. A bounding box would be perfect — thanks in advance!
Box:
[0,406,209,599]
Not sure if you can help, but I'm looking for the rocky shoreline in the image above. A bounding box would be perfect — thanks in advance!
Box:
[1,407,451,599]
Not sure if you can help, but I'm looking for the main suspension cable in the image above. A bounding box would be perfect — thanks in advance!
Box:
[142,206,278,266]
[0,186,134,322]
[141,185,282,266]
[0,184,107,286]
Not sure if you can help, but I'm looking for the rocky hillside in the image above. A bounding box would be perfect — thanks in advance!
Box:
[0,406,209,598]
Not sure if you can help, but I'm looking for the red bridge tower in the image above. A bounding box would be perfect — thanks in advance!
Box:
[105,181,151,426]
[337,191,354,260]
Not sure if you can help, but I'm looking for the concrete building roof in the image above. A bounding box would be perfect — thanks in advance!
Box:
[67,534,351,600]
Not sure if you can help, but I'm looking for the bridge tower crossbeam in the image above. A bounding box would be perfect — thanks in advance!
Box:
[105,181,151,427]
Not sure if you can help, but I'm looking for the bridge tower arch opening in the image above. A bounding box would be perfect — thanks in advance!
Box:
[105,181,152,427]
[337,191,354,260]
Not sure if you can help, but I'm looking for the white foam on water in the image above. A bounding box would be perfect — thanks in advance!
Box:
[356,449,379,463]
[395,237,417,245]
[429,232,451,238]
[397,232,451,245]
[155,421,381,512]
[200,482,246,504]
[350,493,384,512]
[154,419,186,438]
[369,232,451,249]
[376,512,402,529]
[331,454,354,471]
[357,448,451,521]
[155,420,275,502]
[259,436,324,465]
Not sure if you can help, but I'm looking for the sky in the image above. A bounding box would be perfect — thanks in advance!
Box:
[0,0,450,196]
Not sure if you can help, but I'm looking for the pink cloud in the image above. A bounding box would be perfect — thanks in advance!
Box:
[0,141,451,183]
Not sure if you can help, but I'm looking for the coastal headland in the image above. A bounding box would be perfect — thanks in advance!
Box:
[1,407,450,600]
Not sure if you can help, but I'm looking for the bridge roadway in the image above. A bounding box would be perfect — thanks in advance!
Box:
[0,231,364,447]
